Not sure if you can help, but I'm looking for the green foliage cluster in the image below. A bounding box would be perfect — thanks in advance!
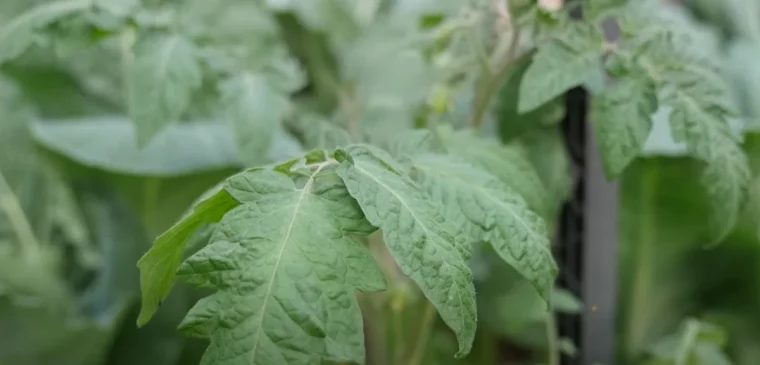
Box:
[0,0,754,364]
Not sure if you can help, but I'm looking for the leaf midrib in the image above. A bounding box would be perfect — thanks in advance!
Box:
[352,162,468,329]
[249,164,326,362]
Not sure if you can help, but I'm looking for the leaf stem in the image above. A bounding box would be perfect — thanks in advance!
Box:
[546,306,560,365]
[469,26,522,129]
[404,300,437,365]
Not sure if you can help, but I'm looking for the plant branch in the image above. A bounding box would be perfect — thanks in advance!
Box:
[469,26,521,129]
[547,306,560,365]
[404,300,437,365]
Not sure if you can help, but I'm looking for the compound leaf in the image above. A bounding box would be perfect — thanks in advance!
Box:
[0,0,91,64]
[176,166,385,365]
[334,145,477,358]
[223,73,289,166]
[410,154,557,302]
[519,22,605,113]
[638,33,750,242]
[591,76,658,178]
[137,187,239,326]
[127,34,202,147]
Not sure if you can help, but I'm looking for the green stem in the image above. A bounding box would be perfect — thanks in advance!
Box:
[469,27,521,129]
[546,306,560,365]
[404,300,437,365]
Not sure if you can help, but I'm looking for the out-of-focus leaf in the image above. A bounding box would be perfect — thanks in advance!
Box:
[32,117,303,176]
[497,56,565,142]
[618,158,711,361]
[127,34,202,146]
[515,127,573,222]
[591,76,658,178]
[0,296,128,365]
[518,23,604,113]
[221,73,289,166]
[0,0,91,65]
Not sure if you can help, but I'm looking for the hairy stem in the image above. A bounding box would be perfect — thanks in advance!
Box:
[469,26,521,129]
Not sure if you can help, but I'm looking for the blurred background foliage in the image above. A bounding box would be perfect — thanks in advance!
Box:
[1,0,760,365]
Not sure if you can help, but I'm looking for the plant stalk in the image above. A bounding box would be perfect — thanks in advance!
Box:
[469,26,521,129]
[404,300,437,365]
[546,306,560,365]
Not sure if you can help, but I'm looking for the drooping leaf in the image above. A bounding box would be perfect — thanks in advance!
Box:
[497,56,566,142]
[176,165,385,365]
[127,34,202,146]
[0,0,91,64]
[137,188,239,327]
[591,76,659,178]
[518,22,605,113]
[222,73,290,166]
[637,33,750,242]
[409,154,557,302]
[334,144,477,358]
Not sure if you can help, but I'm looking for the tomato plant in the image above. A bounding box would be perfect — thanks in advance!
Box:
[0,0,752,365]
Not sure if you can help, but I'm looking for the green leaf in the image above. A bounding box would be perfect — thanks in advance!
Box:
[438,126,551,219]
[497,56,566,141]
[137,187,239,326]
[591,76,659,178]
[515,128,573,220]
[637,34,750,242]
[334,145,477,358]
[177,165,385,365]
[223,73,289,166]
[409,154,557,302]
[518,22,605,113]
[0,0,91,64]
[127,34,202,146]
[32,116,303,176]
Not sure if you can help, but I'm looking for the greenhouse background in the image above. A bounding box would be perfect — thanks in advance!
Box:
[2,0,760,365]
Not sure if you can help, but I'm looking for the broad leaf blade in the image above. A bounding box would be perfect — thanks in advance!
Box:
[223,73,289,166]
[127,34,202,146]
[410,155,557,302]
[438,126,551,219]
[335,145,477,358]
[518,22,604,113]
[137,188,239,326]
[177,167,384,365]
[0,0,91,64]
[591,76,658,178]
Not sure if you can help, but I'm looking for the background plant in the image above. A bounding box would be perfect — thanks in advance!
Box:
[0,0,756,365]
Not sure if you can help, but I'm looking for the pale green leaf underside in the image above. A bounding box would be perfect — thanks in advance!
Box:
[591,77,658,178]
[410,154,557,302]
[0,0,91,64]
[177,167,385,365]
[335,145,477,358]
[223,73,289,166]
[137,188,239,326]
[128,34,202,147]
[519,22,604,113]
